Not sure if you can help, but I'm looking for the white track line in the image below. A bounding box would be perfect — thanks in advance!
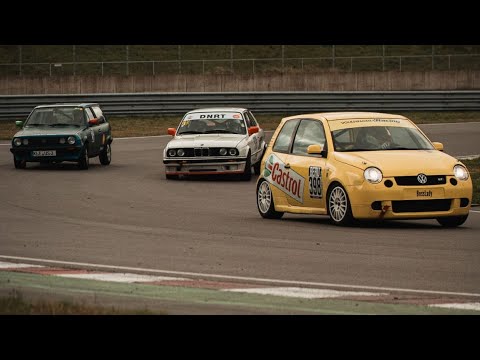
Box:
[0,261,44,269]
[56,273,187,283]
[223,287,388,299]
[1,255,480,298]
[428,303,480,311]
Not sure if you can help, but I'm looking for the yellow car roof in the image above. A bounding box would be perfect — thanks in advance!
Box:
[281,112,414,131]
[283,112,407,121]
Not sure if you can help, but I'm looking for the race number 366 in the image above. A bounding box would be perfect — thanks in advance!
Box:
[309,166,322,198]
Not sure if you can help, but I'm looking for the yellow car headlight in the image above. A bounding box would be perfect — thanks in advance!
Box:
[364,167,383,184]
[453,164,469,181]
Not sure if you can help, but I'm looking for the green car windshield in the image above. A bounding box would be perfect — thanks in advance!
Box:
[25,107,86,127]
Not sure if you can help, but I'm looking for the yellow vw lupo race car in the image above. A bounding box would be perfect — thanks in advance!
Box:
[256,112,472,227]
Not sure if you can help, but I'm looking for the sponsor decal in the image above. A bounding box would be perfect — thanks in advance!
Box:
[309,166,322,199]
[186,112,242,120]
[182,119,190,126]
[264,154,304,203]
[340,119,401,125]
[200,114,227,119]
[417,190,432,197]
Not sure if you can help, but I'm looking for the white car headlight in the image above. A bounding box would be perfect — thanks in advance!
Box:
[454,164,469,181]
[229,148,238,156]
[177,149,185,157]
[219,148,227,156]
[67,136,76,145]
[168,149,177,157]
[364,167,383,184]
[14,138,22,146]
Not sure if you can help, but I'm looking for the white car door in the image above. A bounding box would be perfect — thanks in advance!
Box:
[244,111,264,164]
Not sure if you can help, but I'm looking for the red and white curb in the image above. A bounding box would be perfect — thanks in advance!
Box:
[1,260,480,309]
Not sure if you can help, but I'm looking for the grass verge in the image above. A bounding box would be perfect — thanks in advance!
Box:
[462,158,480,204]
[1,111,480,140]
[0,290,152,315]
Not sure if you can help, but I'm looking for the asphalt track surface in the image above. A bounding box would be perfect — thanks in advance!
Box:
[0,122,479,313]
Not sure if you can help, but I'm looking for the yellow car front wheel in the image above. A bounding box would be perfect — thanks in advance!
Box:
[436,215,468,228]
[328,184,354,226]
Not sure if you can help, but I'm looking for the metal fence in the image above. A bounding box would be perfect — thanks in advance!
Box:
[1,54,479,76]
[1,91,480,119]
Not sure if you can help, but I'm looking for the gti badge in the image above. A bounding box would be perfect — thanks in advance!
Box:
[417,173,428,184]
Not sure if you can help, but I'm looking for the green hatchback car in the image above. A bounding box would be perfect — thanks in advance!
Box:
[10,103,113,170]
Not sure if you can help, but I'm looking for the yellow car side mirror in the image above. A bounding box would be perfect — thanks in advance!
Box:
[432,142,444,151]
[307,144,324,155]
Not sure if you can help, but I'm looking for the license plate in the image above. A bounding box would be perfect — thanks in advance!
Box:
[32,150,56,157]
[403,188,445,199]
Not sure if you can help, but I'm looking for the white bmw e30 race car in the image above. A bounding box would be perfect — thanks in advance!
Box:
[163,108,267,180]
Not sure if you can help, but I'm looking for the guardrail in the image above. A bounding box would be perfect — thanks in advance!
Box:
[1,91,480,120]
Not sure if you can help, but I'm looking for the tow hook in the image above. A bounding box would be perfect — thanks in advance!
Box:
[379,205,390,219]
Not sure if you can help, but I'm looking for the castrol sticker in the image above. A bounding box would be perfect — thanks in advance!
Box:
[264,154,304,204]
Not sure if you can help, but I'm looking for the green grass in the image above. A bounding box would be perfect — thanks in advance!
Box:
[461,158,480,204]
[2,111,479,140]
[0,291,152,315]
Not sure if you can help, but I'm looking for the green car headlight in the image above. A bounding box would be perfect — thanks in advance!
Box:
[14,138,22,146]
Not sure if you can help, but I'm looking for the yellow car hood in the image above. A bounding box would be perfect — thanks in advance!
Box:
[333,150,459,176]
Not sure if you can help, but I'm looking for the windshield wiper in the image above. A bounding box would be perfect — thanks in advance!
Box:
[49,123,78,127]
[177,131,203,135]
[389,146,416,150]
[204,130,236,134]
[341,148,378,152]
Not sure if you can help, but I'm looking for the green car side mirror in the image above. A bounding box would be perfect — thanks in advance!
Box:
[15,121,23,128]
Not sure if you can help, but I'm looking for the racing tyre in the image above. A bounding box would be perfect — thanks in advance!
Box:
[14,157,26,169]
[99,143,111,165]
[257,179,284,219]
[436,215,468,228]
[327,184,354,226]
[78,146,89,170]
[253,146,266,175]
[253,160,261,175]
[166,174,179,180]
[240,154,252,181]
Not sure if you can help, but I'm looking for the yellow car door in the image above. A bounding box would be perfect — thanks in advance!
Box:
[284,119,328,213]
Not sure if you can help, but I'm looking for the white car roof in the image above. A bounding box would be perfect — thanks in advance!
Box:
[186,107,248,114]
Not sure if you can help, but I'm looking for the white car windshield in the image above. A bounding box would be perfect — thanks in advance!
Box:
[332,126,435,151]
[177,118,246,135]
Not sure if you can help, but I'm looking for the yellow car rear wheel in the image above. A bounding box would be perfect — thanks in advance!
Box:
[257,179,284,219]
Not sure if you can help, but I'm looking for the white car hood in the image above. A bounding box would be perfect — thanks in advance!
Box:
[167,134,246,148]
